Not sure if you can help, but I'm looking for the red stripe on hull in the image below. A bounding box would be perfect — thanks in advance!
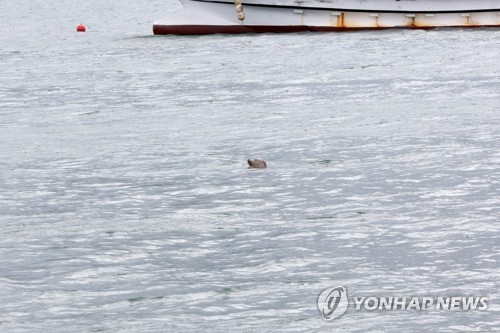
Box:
[153,25,311,35]
[153,24,499,35]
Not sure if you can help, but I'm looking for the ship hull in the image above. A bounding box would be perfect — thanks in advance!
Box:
[153,0,500,34]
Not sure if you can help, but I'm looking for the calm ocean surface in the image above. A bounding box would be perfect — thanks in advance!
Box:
[1,1,499,332]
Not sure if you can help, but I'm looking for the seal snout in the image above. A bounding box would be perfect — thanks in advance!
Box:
[247,159,267,169]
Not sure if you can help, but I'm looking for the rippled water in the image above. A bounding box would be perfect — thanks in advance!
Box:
[1,1,499,332]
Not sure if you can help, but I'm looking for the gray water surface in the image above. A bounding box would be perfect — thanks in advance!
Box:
[0,1,499,332]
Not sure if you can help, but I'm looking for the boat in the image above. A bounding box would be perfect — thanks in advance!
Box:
[153,0,500,35]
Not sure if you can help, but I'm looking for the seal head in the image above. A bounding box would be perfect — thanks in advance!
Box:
[247,159,267,169]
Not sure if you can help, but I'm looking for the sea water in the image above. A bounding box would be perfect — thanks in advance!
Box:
[0,0,499,332]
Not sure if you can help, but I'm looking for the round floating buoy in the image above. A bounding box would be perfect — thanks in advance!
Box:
[77,24,86,32]
[237,12,245,21]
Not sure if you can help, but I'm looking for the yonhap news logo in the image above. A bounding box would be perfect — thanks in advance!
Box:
[317,287,349,320]
[317,286,488,321]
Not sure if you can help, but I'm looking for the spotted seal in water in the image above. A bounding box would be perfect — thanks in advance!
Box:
[247,159,267,169]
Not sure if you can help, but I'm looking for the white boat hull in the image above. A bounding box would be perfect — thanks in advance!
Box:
[153,0,500,34]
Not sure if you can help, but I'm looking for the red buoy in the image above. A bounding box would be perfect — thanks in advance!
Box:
[77,24,86,32]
